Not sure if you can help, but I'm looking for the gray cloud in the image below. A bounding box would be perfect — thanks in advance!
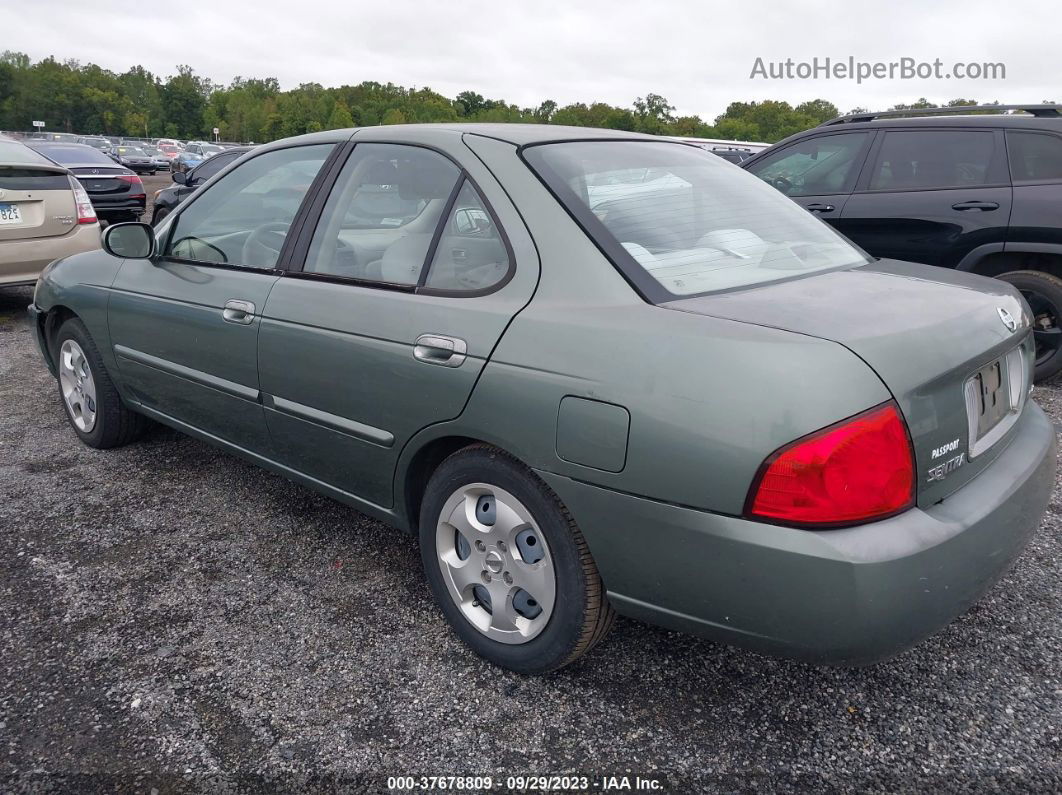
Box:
[5,0,1056,119]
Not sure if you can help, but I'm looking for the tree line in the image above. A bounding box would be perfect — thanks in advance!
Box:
[0,52,1005,144]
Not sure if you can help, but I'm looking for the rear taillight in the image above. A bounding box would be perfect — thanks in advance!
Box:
[69,177,96,225]
[746,402,915,527]
[117,174,146,198]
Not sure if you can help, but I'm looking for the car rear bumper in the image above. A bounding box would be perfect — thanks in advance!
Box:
[538,401,1057,665]
[94,198,147,217]
[0,224,101,286]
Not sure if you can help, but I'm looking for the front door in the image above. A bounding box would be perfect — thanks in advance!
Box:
[107,142,336,452]
[743,130,873,222]
[257,139,538,508]
[838,128,1012,268]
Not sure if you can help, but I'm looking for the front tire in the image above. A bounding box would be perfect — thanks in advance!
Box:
[419,445,615,673]
[54,317,150,449]
[997,270,1062,382]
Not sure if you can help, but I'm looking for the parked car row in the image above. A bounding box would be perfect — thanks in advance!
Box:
[24,119,1056,675]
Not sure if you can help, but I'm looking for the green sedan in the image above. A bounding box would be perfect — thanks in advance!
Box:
[28,124,1056,673]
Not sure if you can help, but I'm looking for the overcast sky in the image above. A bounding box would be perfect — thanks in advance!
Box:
[5,0,1056,120]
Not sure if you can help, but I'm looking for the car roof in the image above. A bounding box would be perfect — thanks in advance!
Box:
[257,123,669,155]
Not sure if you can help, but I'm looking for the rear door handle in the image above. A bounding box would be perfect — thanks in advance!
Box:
[413,334,467,367]
[805,203,835,213]
[222,299,256,325]
[951,200,1000,211]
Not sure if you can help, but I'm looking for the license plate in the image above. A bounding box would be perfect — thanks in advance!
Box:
[970,359,1008,439]
[0,203,22,224]
[964,346,1027,458]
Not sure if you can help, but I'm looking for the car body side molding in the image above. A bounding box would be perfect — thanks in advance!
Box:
[113,344,259,402]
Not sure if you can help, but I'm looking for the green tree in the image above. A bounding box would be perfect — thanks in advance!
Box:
[326,100,355,130]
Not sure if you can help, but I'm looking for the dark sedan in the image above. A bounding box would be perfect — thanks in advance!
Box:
[111,145,157,174]
[29,142,146,223]
[151,146,252,225]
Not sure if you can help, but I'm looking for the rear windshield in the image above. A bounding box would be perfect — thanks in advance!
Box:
[524,141,867,300]
[0,168,70,190]
[33,144,114,165]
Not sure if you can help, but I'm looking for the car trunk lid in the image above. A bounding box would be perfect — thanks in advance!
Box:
[662,260,1033,507]
[69,166,137,197]
[0,165,78,240]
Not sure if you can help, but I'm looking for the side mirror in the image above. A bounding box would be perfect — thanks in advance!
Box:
[102,222,156,259]
[172,171,187,185]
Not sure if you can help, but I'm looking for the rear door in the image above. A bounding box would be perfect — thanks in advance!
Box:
[838,127,1012,267]
[107,142,337,452]
[743,130,873,221]
[1005,129,1062,247]
[257,135,539,508]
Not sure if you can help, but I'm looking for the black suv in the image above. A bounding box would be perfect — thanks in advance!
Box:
[742,105,1062,380]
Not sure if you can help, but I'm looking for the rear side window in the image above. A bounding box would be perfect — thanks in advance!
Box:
[0,169,70,190]
[746,132,869,196]
[423,180,510,291]
[165,144,332,269]
[869,130,996,190]
[34,144,114,165]
[1007,131,1062,182]
[304,143,461,285]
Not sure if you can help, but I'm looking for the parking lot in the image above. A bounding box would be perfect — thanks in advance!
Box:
[1,280,1060,791]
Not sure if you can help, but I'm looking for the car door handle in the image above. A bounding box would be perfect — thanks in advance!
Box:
[951,200,1000,211]
[222,299,256,325]
[805,203,835,213]
[413,334,467,367]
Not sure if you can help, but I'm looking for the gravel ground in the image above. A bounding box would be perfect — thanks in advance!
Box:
[1,284,1060,794]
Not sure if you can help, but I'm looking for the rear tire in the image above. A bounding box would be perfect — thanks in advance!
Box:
[997,269,1062,382]
[151,208,170,227]
[54,317,151,449]
[419,445,615,673]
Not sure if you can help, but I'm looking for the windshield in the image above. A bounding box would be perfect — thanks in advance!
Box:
[524,141,867,299]
[118,147,146,156]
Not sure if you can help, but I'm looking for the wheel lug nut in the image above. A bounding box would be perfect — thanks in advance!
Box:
[497,541,507,553]
[475,540,486,552]
[481,570,491,583]
[503,572,513,585]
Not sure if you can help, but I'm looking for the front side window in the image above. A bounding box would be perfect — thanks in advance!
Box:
[526,141,867,298]
[165,144,332,269]
[869,130,996,190]
[304,144,461,284]
[191,152,238,183]
[746,132,868,196]
[1007,131,1062,182]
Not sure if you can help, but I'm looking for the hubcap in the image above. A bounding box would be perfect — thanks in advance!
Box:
[435,483,557,644]
[58,339,97,433]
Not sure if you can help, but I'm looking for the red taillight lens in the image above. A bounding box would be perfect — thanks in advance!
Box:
[747,402,915,527]
[69,177,97,225]
[117,174,146,199]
